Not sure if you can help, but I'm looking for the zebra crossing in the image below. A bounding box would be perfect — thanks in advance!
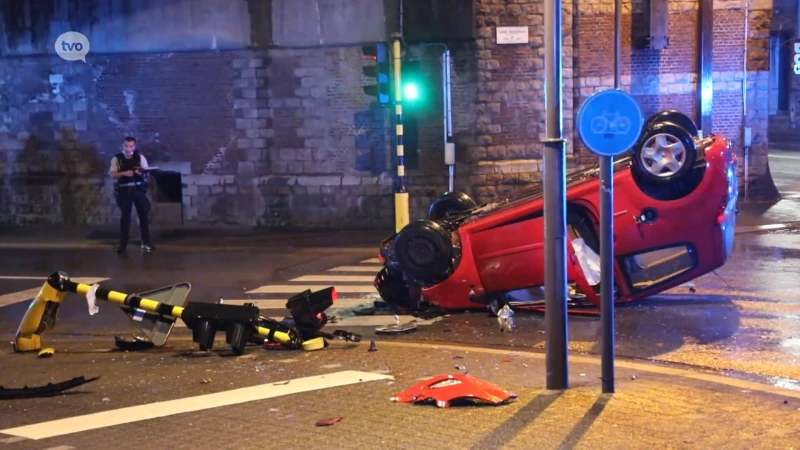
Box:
[0,260,441,331]
[219,257,442,328]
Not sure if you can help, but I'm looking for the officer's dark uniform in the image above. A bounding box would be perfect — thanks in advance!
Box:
[114,151,153,252]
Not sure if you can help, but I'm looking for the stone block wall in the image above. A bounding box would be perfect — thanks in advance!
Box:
[0,0,778,228]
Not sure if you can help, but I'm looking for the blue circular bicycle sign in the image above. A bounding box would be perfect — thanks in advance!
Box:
[577,89,644,157]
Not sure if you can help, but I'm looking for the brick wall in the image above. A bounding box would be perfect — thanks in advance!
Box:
[0,0,778,229]
[0,52,240,225]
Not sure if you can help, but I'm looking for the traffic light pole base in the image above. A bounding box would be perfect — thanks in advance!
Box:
[395,192,410,233]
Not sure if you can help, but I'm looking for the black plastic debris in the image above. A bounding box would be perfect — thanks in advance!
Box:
[0,375,100,400]
[114,336,156,351]
[354,306,376,316]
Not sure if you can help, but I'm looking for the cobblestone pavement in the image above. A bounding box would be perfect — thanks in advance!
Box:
[1,337,800,450]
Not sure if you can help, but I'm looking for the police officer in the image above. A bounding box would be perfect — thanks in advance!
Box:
[109,136,155,253]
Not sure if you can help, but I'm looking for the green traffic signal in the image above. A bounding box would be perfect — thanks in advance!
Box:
[403,82,420,101]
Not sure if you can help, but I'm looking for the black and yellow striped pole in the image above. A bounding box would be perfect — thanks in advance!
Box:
[393,34,410,232]
[14,272,302,353]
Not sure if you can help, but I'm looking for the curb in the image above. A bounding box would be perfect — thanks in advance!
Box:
[0,222,797,249]
[733,221,800,234]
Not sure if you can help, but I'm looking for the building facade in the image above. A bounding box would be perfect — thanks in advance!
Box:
[0,0,780,228]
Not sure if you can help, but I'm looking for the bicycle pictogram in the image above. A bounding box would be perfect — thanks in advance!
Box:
[590,111,632,135]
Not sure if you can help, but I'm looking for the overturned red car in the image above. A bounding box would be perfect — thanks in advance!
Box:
[375,111,738,315]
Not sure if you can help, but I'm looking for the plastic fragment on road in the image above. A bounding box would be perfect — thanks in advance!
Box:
[37,348,55,358]
[0,375,100,400]
[391,374,517,408]
[316,417,343,426]
[114,336,155,351]
[497,305,514,332]
[375,323,417,335]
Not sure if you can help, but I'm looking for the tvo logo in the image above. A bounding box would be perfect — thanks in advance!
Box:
[55,32,90,62]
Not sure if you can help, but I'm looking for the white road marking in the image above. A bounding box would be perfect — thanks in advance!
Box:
[329,315,441,327]
[0,276,107,283]
[246,285,376,294]
[174,314,432,330]
[0,288,41,308]
[361,258,381,264]
[289,275,375,283]
[0,278,109,307]
[769,154,800,160]
[223,298,374,309]
[0,371,392,440]
[328,265,383,272]
[42,446,76,450]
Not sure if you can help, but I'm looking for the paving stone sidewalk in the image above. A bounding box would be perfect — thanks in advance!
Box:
[0,336,798,449]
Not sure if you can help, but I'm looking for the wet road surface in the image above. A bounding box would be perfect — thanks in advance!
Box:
[768,149,800,194]
[2,229,800,387]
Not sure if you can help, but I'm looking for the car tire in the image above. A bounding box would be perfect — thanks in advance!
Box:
[644,110,699,137]
[428,191,477,221]
[632,122,698,185]
[393,219,454,287]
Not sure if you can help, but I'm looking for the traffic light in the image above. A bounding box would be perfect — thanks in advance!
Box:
[362,43,391,104]
[401,61,426,110]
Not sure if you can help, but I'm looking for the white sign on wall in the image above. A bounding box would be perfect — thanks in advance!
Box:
[794,42,800,75]
[497,26,529,45]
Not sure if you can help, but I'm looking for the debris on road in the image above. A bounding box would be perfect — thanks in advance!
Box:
[368,340,378,352]
[391,374,517,408]
[375,323,418,335]
[455,365,466,370]
[37,348,55,358]
[316,417,343,427]
[14,273,364,358]
[0,375,100,400]
[114,336,155,351]
[497,305,515,332]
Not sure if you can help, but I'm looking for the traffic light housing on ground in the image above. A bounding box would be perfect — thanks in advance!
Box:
[362,43,391,104]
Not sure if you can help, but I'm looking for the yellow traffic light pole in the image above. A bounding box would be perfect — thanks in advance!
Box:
[393,35,410,232]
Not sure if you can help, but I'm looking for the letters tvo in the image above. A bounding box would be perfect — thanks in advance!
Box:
[61,41,84,52]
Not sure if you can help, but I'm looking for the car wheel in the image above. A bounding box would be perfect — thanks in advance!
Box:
[644,110,699,137]
[428,191,477,221]
[393,219,454,287]
[632,122,697,185]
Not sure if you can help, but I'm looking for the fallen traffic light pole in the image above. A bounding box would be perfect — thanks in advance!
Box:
[14,272,360,356]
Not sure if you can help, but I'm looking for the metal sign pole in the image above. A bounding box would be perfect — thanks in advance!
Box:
[443,50,455,192]
[544,0,569,390]
[599,0,623,396]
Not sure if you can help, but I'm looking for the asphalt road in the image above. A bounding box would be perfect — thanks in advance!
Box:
[768,149,800,194]
[2,229,800,448]
[1,229,800,384]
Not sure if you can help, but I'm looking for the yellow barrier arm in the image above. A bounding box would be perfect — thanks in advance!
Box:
[14,272,295,352]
